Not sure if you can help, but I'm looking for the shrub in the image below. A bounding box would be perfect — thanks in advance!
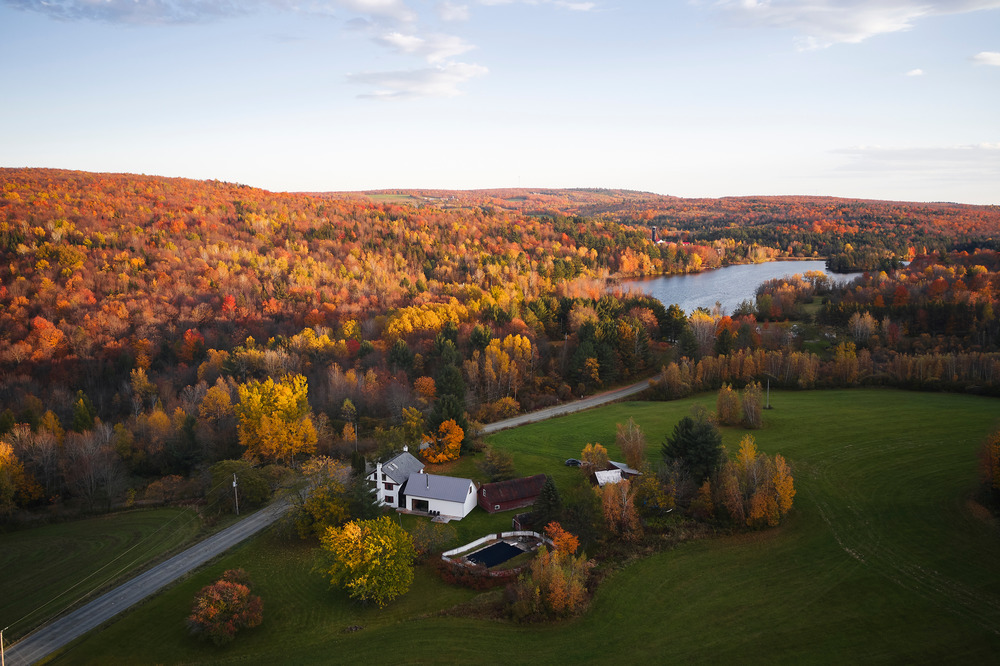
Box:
[187,569,263,645]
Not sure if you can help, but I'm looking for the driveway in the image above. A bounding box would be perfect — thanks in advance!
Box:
[481,376,655,434]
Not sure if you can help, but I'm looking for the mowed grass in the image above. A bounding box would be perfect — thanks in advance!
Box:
[51,389,1000,664]
[1,507,201,641]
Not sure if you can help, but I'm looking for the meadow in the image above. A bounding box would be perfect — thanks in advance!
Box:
[47,389,1000,664]
[0,508,201,642]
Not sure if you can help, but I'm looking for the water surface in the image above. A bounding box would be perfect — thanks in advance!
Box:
[620,260,861,314]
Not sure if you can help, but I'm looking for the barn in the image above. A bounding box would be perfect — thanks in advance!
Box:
[478,474,547,513]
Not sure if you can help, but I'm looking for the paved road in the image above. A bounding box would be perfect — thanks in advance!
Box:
[4,499,290,666]
[481,376,656,434]
[5,374,655,664]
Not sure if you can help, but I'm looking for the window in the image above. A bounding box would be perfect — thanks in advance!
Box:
[494,504,500,510]
[385,495,393,505]
[384,482,394,490]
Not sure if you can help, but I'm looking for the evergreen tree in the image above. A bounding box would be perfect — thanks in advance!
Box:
[662,410,723,484]
[71,391,96,432]
[532,475,562,528]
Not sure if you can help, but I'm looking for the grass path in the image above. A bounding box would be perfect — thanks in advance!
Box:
[51,389,1000,664]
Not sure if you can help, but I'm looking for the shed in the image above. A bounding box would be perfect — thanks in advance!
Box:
[478,474,547,513]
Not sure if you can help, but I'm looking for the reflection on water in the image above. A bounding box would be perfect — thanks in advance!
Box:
[620,260,861,315]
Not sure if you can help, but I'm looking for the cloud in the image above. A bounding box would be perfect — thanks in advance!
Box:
[835,143,1000,180]
[905,68,924,76]
[3,0,417,24]
[714,0,1000,49]
[3,0,249,24]
[477,0,595,9]
[6,0,595,98]
[347,61,488,98]
[436,1,470,20]
[971,51,1000,65]
[376,31,475,62]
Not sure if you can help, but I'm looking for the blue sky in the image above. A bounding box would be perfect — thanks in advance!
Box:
[1,0,998,204]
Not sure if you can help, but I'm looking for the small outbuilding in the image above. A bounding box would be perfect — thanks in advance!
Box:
[478,474,547,513]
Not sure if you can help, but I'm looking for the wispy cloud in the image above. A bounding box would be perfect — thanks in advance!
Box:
[905,68,924,76]
[3,0,418,24]
[835,143,1000,180]
[5,0,593,97]
[348,61,488,98]
[971,51,1000,65]
[714,0,1000,49]
[436,1,470,20]
[477,0,595,9]
[375,31,475,62]
[3,0,247,24]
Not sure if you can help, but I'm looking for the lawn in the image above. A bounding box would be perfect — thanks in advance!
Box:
[1,507,201,641]
[49,389,1000,664]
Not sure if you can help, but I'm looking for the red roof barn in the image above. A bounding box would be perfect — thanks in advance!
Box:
[478,474,547,513]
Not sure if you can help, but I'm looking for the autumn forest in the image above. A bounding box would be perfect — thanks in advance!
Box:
[2,167,1000,520]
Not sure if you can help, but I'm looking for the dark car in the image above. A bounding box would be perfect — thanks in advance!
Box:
[564,458,582,467]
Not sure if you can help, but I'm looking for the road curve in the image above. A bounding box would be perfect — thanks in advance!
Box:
[5,499,290,666]
[480,376,655,434]
[6,375,654,665]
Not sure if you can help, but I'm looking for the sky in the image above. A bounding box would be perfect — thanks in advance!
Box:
[1,0,998,204]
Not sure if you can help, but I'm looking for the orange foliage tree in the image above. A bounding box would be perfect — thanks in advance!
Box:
[508,522,592,621]
[422,419,463,464]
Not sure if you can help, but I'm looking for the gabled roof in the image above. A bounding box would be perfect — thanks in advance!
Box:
[609,460,641,476]
[480,474,547,505]
[595,469,623,487]
[379,451,424,485]
[404,473,475,504]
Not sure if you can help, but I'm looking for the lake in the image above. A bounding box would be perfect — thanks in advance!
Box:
[620,260,862,315]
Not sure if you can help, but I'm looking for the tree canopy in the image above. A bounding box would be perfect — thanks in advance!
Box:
[318,516,417,607]
[662,411,723,484]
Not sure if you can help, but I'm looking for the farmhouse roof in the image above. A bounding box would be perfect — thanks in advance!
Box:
[480,474,547,505]
[404,473,475,503]
[380,451,424,485]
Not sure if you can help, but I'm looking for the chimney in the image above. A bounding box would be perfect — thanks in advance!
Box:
[403,445,408,452]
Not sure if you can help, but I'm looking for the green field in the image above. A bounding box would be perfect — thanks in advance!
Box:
[49,389,1000,664]
[1,508,201,641]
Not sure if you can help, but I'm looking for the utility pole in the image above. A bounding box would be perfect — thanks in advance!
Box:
[233,473,239,516]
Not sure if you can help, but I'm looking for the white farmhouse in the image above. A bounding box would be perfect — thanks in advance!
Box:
[403,472,478,520]
[367,448,424,508]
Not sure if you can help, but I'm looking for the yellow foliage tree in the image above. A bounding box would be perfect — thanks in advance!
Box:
[581,442,609,473]
[318,516,416,607]
[600,479,642,542]
[717,435,795,529]
[0,440,40,516]
[236,374,317,464]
